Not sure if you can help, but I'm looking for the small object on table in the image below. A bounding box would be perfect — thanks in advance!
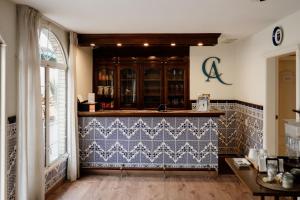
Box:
[78,102,101,112]
[196,94,210,112]
[248,148,258,161]
[290,168,300,183]
[158,104,167,112]
[245,155,259,170]
[88,93,95,103]
[266,158,279,182]
[233,158,251,169]
[192,103,197,111]
[257,149,268,172]
[282,172,294,189]
[89,104,96,112]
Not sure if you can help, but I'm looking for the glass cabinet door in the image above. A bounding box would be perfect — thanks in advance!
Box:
[143,67,162,108]
[120,67,137,108]
[95,66,114,109]
[166,66,185,108]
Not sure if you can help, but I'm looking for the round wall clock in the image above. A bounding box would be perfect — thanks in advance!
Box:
[272,26,284,46]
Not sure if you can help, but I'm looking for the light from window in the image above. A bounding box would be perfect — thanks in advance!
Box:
[39,28,67,165]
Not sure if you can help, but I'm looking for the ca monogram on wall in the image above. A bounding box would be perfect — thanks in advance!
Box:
[202,57,232,85]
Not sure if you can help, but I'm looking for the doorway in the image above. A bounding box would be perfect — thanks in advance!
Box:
[277,53,296,155]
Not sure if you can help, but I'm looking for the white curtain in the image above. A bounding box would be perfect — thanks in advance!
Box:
[0,36,7,200]
[16,5,44,200]
[67,32,79,181]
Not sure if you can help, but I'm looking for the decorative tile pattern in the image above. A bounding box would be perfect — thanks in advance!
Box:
[7,122,17,200]
[211,103,237,154]
[5,100,263,200]
[79,117,219,169]
[6,120,68,197]
[45,156,68,193]
[236,103,263,155]
[211,101,263,155]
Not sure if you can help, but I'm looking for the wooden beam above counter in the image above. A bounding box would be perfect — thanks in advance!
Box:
[77,33,221,47]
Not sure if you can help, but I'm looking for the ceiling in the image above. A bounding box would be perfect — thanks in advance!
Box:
[11,0,300,40]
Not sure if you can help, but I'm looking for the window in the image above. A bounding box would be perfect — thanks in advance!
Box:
[39,28,67,165]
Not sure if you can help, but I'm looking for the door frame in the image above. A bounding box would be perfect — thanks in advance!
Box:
[264,44,300,155]
[0,35,7,200]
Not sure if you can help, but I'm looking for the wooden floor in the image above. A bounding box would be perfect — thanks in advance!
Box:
[46,173,279,200]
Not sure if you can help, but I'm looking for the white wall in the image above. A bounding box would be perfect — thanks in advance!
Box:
[0,0,17,117]
[190,44,236,100]
[76,47,93,99]
[235,10,300,106]
[190,9,300,154]
[190,9,300,106]
[234,9,300,154]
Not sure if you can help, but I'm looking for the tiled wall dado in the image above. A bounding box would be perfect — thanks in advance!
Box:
[7,122,17,200]
[5,100,262,198]
[45,156,67,193]
[211,100,263,155]
[6,119,68,199]
[79,117,219,169]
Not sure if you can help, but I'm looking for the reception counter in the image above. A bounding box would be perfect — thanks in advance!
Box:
[78,109,224,170]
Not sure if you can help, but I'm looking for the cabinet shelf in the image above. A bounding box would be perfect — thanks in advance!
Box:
[144,79,161,81]
[121,79,136,81]
[168,94,184,96]
[167,79,184,82]
[98,79,113,82]
[144,94,161,97]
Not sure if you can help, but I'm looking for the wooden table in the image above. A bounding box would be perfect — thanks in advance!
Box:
[225,158,300,200]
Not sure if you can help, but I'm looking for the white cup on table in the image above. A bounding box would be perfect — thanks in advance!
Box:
[248,148,258,161]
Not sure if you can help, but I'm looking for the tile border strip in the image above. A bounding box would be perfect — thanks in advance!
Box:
[190,99,263,110]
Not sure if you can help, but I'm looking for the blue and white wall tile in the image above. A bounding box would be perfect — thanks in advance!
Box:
[45,156,68,193]
[6,120,68,197]
[79,117,219,169]
[7,122,17,200]
[211,101,263,155]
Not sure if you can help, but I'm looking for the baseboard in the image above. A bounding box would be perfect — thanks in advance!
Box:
[81,168,217,177]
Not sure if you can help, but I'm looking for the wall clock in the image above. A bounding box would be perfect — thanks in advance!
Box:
[272,26,284,46]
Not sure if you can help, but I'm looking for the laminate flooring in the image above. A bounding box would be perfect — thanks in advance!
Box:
[46,173,284,200]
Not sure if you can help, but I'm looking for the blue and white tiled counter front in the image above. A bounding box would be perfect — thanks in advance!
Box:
[79,115,220,170]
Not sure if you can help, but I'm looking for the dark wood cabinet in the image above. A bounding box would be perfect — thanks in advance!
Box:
[118,63,139,109]
[93,57,189,109]
[93,61,116,109]
[165,60,189,109]
[141,61,164,109]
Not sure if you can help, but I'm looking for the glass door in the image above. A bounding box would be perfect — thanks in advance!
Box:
[142,65,163,108]
[119,66,138,108]
[95,66,115,109]
[166,65,185,108]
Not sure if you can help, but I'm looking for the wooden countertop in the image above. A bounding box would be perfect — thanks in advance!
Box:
[78,109,224,117]
[225,157,300,198]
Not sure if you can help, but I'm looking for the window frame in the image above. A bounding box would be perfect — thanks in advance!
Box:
[39,28,68,166]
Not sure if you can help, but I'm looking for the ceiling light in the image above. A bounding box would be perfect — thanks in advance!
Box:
[171,43,176,46]
[197,42,203,46]
[143,43,149,47]
[116,43,122,47]
[149,56,156,59]
[90,43,96,47]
